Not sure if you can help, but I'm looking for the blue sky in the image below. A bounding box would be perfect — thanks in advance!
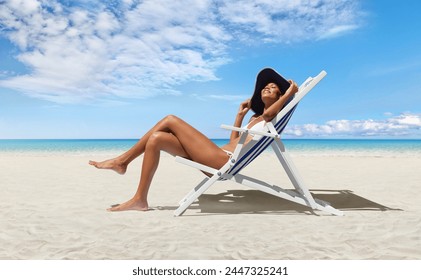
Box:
[0,0,420,139]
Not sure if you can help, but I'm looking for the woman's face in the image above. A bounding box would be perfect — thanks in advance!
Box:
[261,82,281,104]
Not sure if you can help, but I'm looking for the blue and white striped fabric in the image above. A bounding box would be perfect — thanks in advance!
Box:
[228,104,297,176]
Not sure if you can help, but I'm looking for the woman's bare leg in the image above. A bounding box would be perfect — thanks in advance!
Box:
[88,117,171,174]
[108,132,189,211]
[151,115,229,168]
[89,115,228,172]
[106,115,230,212]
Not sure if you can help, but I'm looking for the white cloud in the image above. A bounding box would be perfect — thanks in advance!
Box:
[218,0,361,43]
[285,113,421,138]
[0,0,362,103]
[318,24,359,39]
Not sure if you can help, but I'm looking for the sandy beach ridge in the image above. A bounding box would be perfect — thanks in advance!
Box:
[0,152,420,259]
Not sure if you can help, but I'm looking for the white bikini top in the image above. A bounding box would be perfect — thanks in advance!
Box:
[242,119,268,140]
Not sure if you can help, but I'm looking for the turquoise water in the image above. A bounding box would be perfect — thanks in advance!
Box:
[1,139,420,157]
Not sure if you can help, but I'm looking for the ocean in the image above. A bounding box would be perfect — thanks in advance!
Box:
[0,139,420,157]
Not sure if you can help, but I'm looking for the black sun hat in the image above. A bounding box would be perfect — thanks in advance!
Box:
[250,68,290,115]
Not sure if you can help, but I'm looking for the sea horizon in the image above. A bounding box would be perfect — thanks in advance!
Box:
[1,138,420,157]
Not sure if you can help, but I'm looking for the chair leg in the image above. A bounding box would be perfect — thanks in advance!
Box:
[178,178,209,205]
[174,174,220,217]
[271,140,318,209]
[231,173,343,216]
[269,140,343,215]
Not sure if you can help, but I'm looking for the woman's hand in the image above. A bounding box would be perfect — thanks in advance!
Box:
[286,80,299,95]
[238,99,251,117]
[230,99,251,141]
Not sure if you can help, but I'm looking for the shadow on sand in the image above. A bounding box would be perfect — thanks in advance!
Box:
[159,189,402,216]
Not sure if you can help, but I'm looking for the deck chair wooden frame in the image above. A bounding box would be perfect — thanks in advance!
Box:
[174,70,343,216]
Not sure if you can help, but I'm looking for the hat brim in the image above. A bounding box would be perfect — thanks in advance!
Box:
[250,68,290,115]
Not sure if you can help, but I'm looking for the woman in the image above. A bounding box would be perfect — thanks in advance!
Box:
[89,68,298,211]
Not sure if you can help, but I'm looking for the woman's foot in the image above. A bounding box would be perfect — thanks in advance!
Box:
[107,198,149,212]
[88,158,127,175]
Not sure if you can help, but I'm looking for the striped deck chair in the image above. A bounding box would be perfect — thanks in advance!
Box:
[174,70,343,216]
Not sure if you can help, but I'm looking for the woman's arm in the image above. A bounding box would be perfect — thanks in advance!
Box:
[261,80,298,122]
[230,99,252,141]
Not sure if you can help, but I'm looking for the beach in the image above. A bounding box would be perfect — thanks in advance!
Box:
[0,146,420,260]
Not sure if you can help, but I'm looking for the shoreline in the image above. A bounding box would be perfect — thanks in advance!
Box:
[1,139,420,158]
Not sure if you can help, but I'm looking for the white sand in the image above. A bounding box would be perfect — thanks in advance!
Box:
[0,152,420,260]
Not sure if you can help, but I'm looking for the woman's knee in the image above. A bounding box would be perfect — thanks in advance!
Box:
[162,114,182,127]
[146,132,162,149]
